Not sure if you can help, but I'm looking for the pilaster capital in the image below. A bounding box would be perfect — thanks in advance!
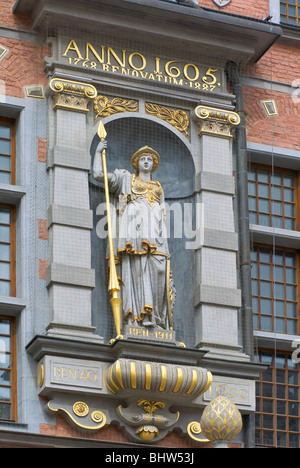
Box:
[194,105,240,138]
[49,77,97,113]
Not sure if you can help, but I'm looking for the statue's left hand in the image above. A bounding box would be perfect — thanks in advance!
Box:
[96,139,108,154]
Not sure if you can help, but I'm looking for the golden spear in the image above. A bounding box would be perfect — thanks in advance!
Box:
[97,121,121,338]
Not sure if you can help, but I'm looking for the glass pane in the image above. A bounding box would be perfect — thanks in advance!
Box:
[0,125,10,139]
[284,188,294,202]
[276,385,286,399]
[271,185,282,200]
[289,433,299,448]
[0,156,11,171]
[253,313,259,329]
[273,266,284,282]
[286,253,296,267]
[263,415,273,429]
[289,402,299,416]
[287,319,297,334]
[248,198,256,211]
[0,369,10,385]
[263,399,273,413]
[0,209,10,225]
[284,218,295,230]
[0,402,11,420]
[0,173,11,184]
[260,248,271,262]
[0,319,10,334]
[283,174,294,187]
[0,245,10,262]
[274,250,283,264]
[272,216,283,228]
[249,212,257,224]
[288,387,299,401]
[0,353,10,367]
[261,315,272,330]
[263,383,273,397]
[275,318,285,333]
[0,263,10,280]
[260,264,271,280]
[276,369,285,383]
[258,214,270,226]
[277,416,286,430]
[258,184,269,198]
[288,370,298,385]
[259,199,270,213]
[0,226,10,243]
[286,268,296,284]
[287,302,297,318]
[252,279,258,295]
[289,419,299,432]
[257,170,269,183]
[252,297,259,313]
[277,400,286,415]
[274,300,285,316]
[248,182,256,195]
[0,386,10,401]
[260,281,272,297]
[263,431,274,445]
[274,283,284,299]
[286,285,297,301]
[271,173,281,185]
[261,298,272,314]
[0,141,10,156]
[277,432,287,447]
[272,201,282,215]
[0,281,10,296]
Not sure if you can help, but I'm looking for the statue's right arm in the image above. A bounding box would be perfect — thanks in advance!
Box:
[92,140,113,183]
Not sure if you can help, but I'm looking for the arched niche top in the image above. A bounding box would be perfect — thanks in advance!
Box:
[90,114,195,199]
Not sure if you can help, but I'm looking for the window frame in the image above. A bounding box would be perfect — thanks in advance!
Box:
[248,164,300,231]
[0,117,16,186]
[0,315,17,422]
[280,0,300,26]
[255,349,300,448]
[0,204,16,298]
[251,243,300,335]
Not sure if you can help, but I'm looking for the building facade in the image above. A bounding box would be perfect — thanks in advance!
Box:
[0,0,299,449]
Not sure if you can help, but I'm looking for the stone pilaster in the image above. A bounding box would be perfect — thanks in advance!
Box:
[193,104,247,359]
[46,77,102,342]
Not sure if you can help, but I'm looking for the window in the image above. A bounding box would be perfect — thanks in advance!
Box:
[256,351,300,448]
[0,316,17,421]
[0,118,15,185]
[251,245,298,334]
[0,205,16,297]
[248,166,298,230]
[280,0,300,25]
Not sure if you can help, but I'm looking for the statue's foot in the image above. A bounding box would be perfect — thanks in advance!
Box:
[143,321,154,328]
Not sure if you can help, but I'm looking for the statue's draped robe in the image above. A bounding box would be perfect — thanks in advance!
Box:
[109,169,169,328]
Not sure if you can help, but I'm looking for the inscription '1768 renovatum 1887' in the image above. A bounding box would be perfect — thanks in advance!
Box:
[62,39,223,92]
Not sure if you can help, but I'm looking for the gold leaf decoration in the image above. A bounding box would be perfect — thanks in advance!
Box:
[146,102,190,137]
[94,95,138,120]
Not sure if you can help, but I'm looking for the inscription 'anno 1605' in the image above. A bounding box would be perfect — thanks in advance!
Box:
[62,39,223,92]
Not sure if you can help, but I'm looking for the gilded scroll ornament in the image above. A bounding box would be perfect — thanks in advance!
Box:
[187,421,209,443]
[94,95,138,120]
[194,105,240,138]
[145,102,190,137]
[47,400,107,431]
